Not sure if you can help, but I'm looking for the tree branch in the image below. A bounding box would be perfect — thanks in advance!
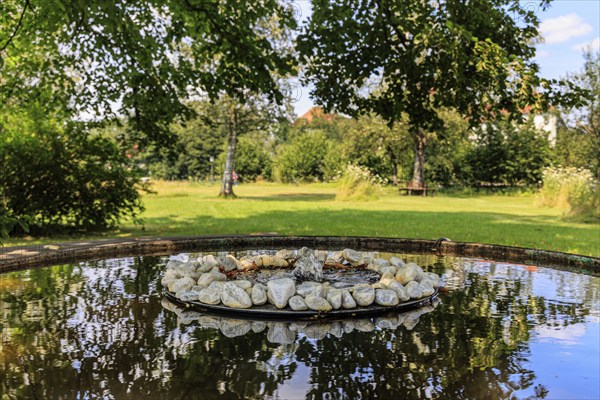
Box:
[1,0,30,52]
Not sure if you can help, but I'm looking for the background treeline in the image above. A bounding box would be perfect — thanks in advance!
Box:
[139,104,594,190]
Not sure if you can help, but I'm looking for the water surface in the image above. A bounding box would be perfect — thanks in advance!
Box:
[1,252,598,399]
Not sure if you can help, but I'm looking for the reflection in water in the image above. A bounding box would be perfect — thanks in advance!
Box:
[161,297,440,342]
[1,253,599,399]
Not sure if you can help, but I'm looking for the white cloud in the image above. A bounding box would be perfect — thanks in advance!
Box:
[535,49,550,58]
[572,37,600,53]
[540,13,593,44]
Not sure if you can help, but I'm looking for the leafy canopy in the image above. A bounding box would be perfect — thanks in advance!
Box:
[298,0,585,130]
[0,0,297,145]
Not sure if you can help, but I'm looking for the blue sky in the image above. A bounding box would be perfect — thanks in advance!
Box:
[292,0,600,117]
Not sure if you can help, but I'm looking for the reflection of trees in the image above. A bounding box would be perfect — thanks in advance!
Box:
[1,256,296,399]
[1,255,598,399]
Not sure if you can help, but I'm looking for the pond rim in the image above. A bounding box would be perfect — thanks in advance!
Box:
[1,235,598,276]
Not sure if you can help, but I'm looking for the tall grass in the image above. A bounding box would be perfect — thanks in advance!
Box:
[335,164,385,201]
[539,166,599,221]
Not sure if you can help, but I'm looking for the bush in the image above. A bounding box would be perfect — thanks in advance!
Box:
[0,116,146,235]
[275,130,332,183]
[538,166,599,220]
[466,118,551,186]
[335,164,384,201]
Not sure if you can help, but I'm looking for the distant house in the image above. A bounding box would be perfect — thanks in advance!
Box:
[294,107,339,125]
[473,106,558,146]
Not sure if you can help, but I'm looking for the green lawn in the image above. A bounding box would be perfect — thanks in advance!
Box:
[4,181,600,256]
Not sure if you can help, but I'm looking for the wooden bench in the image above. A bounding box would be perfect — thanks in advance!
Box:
[398,181,435,196]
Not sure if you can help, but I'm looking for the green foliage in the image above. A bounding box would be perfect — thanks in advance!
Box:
[0,0,297,147]
[466,118,551,186]
[335,164,384,202]
[424,110,472,186]
[560,49,600,177]
[299,0,585,184]
[538,166,599,221]
[275,130,332,183]
[0,106,145,235]
[216,136,273,182]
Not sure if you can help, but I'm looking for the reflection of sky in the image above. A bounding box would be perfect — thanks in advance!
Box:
[516,322,600,400]
[452,259,600,400]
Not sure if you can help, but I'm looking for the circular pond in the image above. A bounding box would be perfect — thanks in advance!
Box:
[1,248,599,399]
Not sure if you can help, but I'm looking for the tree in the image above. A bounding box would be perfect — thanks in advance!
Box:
[298,0,584,186]
[0,0,297,145]
[466,117,551,186]
[338,114,412,185]
[213,94,292,197]
[557,46,600,177]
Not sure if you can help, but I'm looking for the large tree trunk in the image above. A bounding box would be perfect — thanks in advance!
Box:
[411,130,427,186]
[220,107,237,198]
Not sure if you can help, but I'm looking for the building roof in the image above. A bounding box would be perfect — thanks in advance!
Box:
[295,107,338,125]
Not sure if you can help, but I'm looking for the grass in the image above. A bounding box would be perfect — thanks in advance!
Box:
[3,181,600,257]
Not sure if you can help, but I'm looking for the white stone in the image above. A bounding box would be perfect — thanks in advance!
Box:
[379,266,398,276]
[197,315,221,329]
[419,282,435,297]
[197,255,220,272]
[315,250,328,263]
[239,256,262,270]
[395,263,422,285]
[232,280,252,290]
[405,281,424,299]
[326,289,343,310]
[198,287,221,305]
[259,255,289,268]
[293,247,323,281]
[220,255,240,272]
[220,282,253,309]
[161,269,180,288]
[342,248,362,264]
[341,290,357,309]
[168,277,196,293]
[251,284,268,305]
[296,281,321,297]
[305,295,333,312]
[166,259,185,270]
[220,319,252,338]
[387,280,411,302]
[197,271,227,287]
[331,251,344,263]
[353,287,375,307]
[177,291,200,301]
[267,278,296,309]
[328,322,343,338]
[426,272,441,285]
[289,295,308,311]
[354,319,375,332]
[267,323,295,344]
[252,321,267,333]
[389,256,405,268]
[275,249,296,260]
[375,289,400,306]
[379,272,396,286]
[304,323,330,339]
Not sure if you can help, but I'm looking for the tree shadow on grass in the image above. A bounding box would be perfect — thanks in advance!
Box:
[241,193,336,202]
[131,209,599,255]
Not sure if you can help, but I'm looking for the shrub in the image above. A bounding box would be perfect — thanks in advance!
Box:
[335,164,385,201]
[0,118,146,235]
[538,166,599,220]
[276,130,332,183]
